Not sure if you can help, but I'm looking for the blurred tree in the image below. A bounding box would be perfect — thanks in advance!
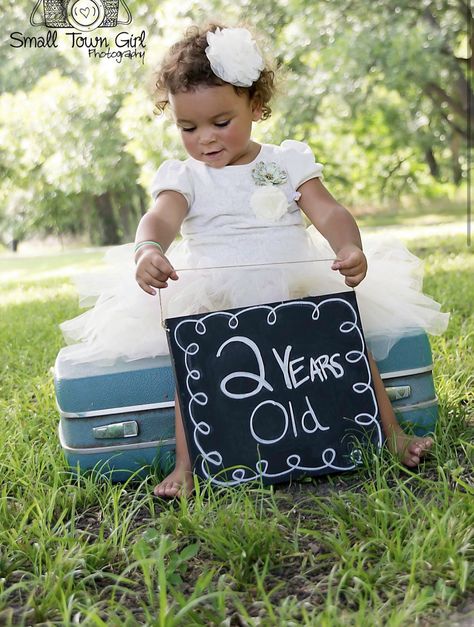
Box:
[326,0,471,186]
[0,0,174,247]
[293,0,471,190]
[0,69,147,245]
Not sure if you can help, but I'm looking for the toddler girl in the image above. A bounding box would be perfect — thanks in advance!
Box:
[61,24,449,498]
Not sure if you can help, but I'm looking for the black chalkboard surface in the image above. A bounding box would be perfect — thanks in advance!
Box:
[166,291,383,487]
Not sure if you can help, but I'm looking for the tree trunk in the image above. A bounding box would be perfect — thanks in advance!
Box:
[421,7,473,142]
[96,192,121,245]
[450,133,463,184]
[425,147,440,179]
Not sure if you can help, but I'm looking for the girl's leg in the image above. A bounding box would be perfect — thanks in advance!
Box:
[368,352,433,466]
[154,392,194,497]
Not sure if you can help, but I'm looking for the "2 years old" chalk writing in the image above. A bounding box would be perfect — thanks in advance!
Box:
[166,293,383,486]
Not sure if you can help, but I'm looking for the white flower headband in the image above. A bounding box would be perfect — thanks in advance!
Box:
[205,27,265,87]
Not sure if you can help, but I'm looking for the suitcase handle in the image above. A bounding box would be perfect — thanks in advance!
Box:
[385,385,411,402]
[93,421,138,439]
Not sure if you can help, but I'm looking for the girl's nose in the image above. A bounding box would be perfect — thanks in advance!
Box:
[199,128,216,144]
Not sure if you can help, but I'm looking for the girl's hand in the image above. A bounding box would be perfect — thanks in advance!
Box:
[331,245,367,288]
[135,245,179,296]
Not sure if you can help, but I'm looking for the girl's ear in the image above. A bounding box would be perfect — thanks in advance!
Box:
[251,97,263,121]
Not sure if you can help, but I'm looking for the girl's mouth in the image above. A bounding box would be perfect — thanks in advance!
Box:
[204,149,223,159]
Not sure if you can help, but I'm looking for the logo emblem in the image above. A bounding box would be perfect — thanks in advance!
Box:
[30,0,132,32]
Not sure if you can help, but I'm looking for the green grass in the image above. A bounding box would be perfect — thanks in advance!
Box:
[0,232,473,626]
[353,194,467,228]
[0,249,106,286]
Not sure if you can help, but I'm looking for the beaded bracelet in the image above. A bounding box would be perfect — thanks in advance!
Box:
[134,240,164,255]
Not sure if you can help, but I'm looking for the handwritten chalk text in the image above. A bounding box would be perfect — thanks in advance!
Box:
[217,336,344,399]
[250,396,330,445]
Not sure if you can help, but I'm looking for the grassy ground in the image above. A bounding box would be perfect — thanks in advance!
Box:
[353,196,467,228]
[0,230,473,626]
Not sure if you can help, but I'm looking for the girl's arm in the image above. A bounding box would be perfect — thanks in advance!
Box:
[135,190,188,295]
[297,178,367,288]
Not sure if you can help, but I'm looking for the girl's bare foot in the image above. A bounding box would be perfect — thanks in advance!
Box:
[387,430,433,467]
[367,352,433,468]
[153,462,194,499]
[155,393,194,498]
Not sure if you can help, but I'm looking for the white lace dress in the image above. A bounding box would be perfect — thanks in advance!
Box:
[60,140,449,364]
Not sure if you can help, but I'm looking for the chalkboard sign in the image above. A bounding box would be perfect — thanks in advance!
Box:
[166,291,382,487]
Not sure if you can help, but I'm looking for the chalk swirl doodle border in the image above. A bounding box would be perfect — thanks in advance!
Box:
[172,297,383,486]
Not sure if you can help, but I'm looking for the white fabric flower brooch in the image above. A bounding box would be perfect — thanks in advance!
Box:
[250,161,295,222]
[205,28,264,87]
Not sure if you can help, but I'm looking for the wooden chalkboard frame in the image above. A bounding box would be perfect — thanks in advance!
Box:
[166,291,383,487]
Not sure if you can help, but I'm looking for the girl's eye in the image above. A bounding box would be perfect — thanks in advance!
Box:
[181,127,195,133]
[215,120,230,128]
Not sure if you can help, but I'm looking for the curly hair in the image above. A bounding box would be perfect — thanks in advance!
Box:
[152,24,276,120]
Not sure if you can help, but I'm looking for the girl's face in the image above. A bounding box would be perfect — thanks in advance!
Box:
[169,84,262,168]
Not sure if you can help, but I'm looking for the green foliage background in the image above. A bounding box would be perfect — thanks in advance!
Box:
[0,0,470,245]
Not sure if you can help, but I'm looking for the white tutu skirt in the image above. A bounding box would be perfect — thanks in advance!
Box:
[60,226,449,365]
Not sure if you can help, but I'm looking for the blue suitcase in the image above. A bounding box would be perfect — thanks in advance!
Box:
[372,331,438,436]
[55,330,437,480]
[55,352,176,482]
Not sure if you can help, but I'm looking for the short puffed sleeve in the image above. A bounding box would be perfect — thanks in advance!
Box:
[150,159,194,208]
[279,140,324,190]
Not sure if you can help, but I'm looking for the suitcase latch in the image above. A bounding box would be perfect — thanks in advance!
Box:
[385,385,412,402]
[93,421,138,439]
